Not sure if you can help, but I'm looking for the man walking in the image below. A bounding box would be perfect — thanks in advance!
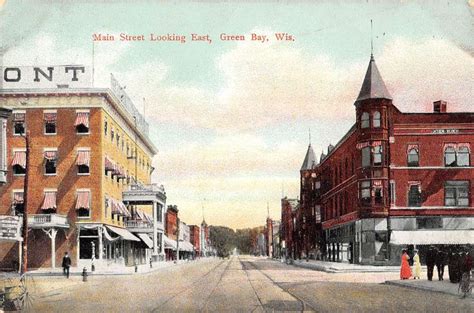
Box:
[425,246,437,281]
[436,249,446,281]
[62,252,71,278]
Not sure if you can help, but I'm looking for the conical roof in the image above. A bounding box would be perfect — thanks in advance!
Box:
[301,144,317,170]
[356,55,392,102]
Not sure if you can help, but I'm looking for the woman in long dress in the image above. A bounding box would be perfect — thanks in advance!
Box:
[400,249,412,280]
[413,250,421,279]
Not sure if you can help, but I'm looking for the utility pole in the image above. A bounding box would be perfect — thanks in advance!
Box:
[21,131,31,274]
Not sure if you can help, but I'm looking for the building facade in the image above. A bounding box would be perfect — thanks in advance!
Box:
[189,225,200,257]
[0,73,166,270]
[299,55,474,265]
[280,197,299,261]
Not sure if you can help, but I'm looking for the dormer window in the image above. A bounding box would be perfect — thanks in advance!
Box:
[361,112,369,129]
[373,111,381,128]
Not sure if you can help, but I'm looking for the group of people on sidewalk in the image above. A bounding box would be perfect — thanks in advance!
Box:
[400,246,473,298]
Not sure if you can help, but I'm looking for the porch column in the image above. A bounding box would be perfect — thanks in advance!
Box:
[152,201,158,256]
[98,226,103,260]
[43,228,58,269]
[77,226,81,265]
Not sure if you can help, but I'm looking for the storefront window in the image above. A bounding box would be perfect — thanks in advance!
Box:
[445,181,469,206]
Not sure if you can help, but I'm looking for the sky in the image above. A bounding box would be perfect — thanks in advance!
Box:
[0,1,473,229]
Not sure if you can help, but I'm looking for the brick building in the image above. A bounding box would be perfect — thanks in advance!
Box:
[189,225,200,257]
[164,205,178,260]
[0,71,166,270]
[280,197,299,260]
[298,54,474,265]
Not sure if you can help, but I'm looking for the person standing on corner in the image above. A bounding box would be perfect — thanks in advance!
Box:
[400,249,412,280]
[62,252,72,279]
[436,249,447,281]
[425,246,437,281]
[413,250,421,279]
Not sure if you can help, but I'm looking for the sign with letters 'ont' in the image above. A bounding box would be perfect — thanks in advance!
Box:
[0,65,92,89]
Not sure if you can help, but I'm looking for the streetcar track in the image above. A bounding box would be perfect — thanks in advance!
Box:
[199,257,234,312]
[151,259,227,312]
[241,257,317,313]
[239,257,266,313]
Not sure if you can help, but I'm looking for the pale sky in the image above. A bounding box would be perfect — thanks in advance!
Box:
[0,1,473,229]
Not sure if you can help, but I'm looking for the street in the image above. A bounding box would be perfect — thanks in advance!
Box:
[29,256,472,313]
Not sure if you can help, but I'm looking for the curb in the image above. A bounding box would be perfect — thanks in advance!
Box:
[291,261,400,273]
[384,280,467,298]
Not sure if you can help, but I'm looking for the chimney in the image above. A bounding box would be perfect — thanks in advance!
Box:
[433,100,447,113]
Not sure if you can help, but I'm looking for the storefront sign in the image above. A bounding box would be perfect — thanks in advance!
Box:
[432,129,459,134]
[0,215,23,241]
[1,65,92,89]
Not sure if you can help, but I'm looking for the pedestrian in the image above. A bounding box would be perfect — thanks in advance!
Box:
[448,251,455,283]
[400,249,412,280]
[458,272,472,299]
[451,252,462,283]
[462,251,472,278]
[436,249,447,281]
[413,250,421,279]
[62,252,71,279]
[425,246,437,281]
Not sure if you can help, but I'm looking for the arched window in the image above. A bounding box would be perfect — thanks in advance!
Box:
[361,112,369,129]
[407,147,419,167]
[457,146,470,166]
[444,146,456,167]
[373,111,381,128]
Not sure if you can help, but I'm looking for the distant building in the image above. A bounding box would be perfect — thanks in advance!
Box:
[189,225,200,257]
[164,205,179,260]
[280,197,299,260]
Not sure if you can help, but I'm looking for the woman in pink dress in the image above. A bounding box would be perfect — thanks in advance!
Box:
[400,249,412,280]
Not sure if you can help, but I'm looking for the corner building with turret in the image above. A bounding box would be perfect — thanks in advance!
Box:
[299,55,474,265]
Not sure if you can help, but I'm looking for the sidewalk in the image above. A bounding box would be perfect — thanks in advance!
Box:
[290,258,402,273]
[385,278,472,298]
[4,257,215,277]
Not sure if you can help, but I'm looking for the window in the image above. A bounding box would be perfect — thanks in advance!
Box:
[75,112,90,134]
[12,151,26,175]
[126,142,130,157]
[12,191,24,215]
[444,144,470,167]
[457,146,470,166]
[111,127,115,142]
[373,111,381,128]
[407,146,419,167]
[44,151,58,175]
[444,146,456,167]
[390,180,396,205]
[373,145,382,166]
[13,113,25,135]
[374,187,383,205]
[76,191,91,218]
[361,112,369,129]
[445,181,469,206]
[408,184,422,207]
[360,180,371,205]
[116,132,120,147]
[362,147,371,168]
[157,205,163,223]
[76,150,90,174]
[44,112,57,134]
[104,120,108,136]
[417,217,442,229]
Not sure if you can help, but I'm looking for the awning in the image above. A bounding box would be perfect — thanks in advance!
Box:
[74,112,89,128]
[13,192,24,204]
[164,235,177,250]
[391,230,474,245]
[105,225,140,241]
[178,240,194,252]
[43,113,57,123]
[44,151,58,161]
[12,151,26,168]
[105,156,115,172]
[75,191,90,210]
[76,151,90,166]
[41,192,57,210]
[136,233,153,249]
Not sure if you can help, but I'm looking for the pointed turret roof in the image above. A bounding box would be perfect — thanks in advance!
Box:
[301,144,317,170]
[356,55,392,102]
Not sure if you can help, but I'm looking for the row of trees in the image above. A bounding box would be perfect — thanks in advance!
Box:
[209,225,265,257]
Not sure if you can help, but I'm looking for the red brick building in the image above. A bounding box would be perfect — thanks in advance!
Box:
[189,225,200,256]
[280,197,299,260]
[164,205,178,260]
[298,54,474,265]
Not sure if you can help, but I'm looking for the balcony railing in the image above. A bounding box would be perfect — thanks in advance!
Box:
[125,220,153,232]
[128,183,165,193]
[28,214,69,228]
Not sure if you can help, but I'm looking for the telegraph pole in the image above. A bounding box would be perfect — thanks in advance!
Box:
[21,131,31,274]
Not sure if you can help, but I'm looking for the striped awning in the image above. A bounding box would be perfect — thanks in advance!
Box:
[44,151,58,161]
[118,202,131,217]
[75,191,90,210]
[43,113,57,122]
[13,113,25,122]
[12,151,26,168]
[458,143,470,152]
[76,151,90,166]
[41,192,57,210]
[13,192,24,204]
[105,156,115,171]
[143,212,153,223]
[74,112,89,128]
[407,144,419,153]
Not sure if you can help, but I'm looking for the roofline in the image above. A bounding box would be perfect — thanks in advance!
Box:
[0,88,158,154]
[317,123,357,168]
